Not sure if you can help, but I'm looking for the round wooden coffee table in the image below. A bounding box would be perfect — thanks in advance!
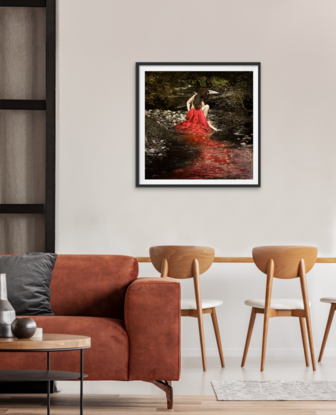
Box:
[0,334,91,415]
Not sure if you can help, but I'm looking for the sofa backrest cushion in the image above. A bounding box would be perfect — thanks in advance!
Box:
[0,253,57,316]
[50,255,138,319]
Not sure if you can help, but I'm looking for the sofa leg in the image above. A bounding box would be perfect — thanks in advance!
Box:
[145,380,173,409]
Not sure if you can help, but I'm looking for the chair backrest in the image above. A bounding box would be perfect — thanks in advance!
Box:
[149,246,215,279]
[252,246,318,279]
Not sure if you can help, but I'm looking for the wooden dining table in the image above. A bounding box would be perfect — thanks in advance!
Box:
[136,257,336,263]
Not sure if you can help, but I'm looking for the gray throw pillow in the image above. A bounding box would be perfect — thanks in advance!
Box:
[0,253,57,316]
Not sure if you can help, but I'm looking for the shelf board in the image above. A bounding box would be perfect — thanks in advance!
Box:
[0,204,45,214]
[0,100,46,110]
[0,370,87,382]
[0,0,46,7]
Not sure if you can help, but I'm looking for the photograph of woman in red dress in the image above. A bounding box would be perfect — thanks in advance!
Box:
[173,88,221,135]
[137,63,260,187]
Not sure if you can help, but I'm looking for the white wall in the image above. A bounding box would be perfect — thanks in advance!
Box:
[56,0,336,357]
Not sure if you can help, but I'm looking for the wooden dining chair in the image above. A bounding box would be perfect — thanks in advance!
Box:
[149,246,225,371]
[318,298,336,362]
[241,246,318,372]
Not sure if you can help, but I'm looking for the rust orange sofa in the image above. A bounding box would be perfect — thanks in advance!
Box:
[1,255,181,408]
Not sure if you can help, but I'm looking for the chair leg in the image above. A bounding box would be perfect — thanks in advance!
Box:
[241,307,256,367]
[261,260,274,372]
[210,307,225,367]
[197,311,207,372]
[305,315,316,371]
[299,317,310,367]
[192,259,207,371]
[318,304,335,363]
[299,260,316,371]
[261,312,270,372]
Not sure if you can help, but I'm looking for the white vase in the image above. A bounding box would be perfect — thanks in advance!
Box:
[0,274,16,337]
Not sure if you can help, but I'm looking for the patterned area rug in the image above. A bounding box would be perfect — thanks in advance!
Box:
[212,380,336,401]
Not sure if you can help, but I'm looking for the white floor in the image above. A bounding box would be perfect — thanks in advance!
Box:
[58,356,336,396]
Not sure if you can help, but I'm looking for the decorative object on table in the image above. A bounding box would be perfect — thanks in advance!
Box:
[0,273,16,338]
[241,246,318,372]
[212,380,336,401]
[0,253,57,316]
[150,245,224,372]
[136,62,260,187]
[11,317,36,339]
[32,327,43,338]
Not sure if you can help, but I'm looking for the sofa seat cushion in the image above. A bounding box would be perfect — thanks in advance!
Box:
[244,298,310,310]
[0,316,129,381]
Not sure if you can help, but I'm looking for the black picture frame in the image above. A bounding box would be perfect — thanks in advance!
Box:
[136,62,260,187]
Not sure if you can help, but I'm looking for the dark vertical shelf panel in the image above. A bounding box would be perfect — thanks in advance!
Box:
[45,0,56,253]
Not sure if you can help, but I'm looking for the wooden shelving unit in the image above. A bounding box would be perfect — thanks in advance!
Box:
[0,0,56,252]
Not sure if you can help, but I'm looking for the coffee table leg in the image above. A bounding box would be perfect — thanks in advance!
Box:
[47,380,50,415]
[80,349,84,415]
[47,351,50,415]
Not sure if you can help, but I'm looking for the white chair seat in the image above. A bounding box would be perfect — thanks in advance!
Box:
[181,298,223,310]
[320,297,336,304]
[244,298,311,310]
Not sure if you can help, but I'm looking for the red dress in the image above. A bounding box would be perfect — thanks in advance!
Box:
[173,108,212,135]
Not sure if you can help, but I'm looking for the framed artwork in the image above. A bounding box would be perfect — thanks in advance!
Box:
[136,62,260,187]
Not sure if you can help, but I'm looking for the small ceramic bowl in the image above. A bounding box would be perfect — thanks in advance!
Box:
[11,318,37,339]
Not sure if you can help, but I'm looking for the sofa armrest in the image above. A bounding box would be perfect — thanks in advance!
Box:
[125,277,181,381]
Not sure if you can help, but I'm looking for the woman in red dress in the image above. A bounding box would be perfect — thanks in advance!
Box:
[173,88,220,135]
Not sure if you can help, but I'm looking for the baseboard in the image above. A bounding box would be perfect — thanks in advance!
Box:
[181,348,336,358]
